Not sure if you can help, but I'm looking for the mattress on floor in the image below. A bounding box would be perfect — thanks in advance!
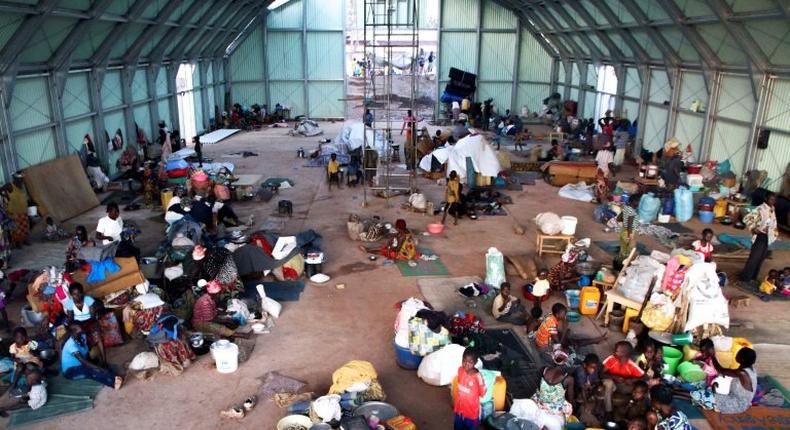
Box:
[201,129,240,144]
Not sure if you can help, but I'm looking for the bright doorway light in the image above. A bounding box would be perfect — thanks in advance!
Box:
[268,0,290,10]
[176,63,197,144]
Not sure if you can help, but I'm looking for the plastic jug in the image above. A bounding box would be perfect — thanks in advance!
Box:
[662,196,675,215]
[579,286,600,316]
[714,199,728,218]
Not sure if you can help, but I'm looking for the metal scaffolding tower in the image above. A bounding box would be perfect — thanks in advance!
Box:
[362,0,419,206]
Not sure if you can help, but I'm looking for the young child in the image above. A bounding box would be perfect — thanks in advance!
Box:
[759,269,779,295]
[442,171,461,226]
[327,153,340,191]
[454,347,486,430]
[627,418,648,430]
[525,269,551,314]
[781,267,790,296]
[9,327,42,389]
[695,338,718,386]
[636,341,664,386]
[692,228,715,262]
[0,368,47,417]
[624,380,651,421]
[525,304,543,338]
[43,217,68,241]
[573,353,604,426]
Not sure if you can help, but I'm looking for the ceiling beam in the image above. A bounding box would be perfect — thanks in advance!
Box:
[588,0,651,65]
[184,1,248,61]
[617,0,682,68]
[563,1,627,63]
[540,1,610,63]
[0,0,59,75]
[122,0,184,66]
[212,7,264,58]
[492,0,563,58]
[48,0,116,72]
[704,0,771,75]
[527,5,591,61]
[166,1,239,63]
[656,0,721,70]
[90,0,156,68]
[147,0,211,67]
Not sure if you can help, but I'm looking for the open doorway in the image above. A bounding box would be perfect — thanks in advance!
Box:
[594,65,618,129]
[176,63,197,143]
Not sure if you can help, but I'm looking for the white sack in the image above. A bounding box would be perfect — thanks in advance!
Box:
[684,262,729,331]
[534,212,564,235]
[558,181,595,202]
[417,343,480,386]
[395,297,427,348]
[256,284,282,318]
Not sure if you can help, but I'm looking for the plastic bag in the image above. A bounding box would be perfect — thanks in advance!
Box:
[641,293,675,331]
[673,187,694,222]
[418,344,468,386]
[637,193,661,223]
[394,297,427,348]
[312,394,342,422]
[485,247,506,288]
[534,212,563,235]
[129,352,160,370]
[256,284,282,318]
[684,263,729,331]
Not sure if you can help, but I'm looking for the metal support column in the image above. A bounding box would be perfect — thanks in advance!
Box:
[146,67,160,137]
[549,58,559,94]
[635,65,651,156]
[261,13,271,111]
[301,0,309,117]
[699,71,721,161]
[212,60,223,125]
[47,72,69,157]
[577,63,588,120]
[614,64,626,116]
[665,68,682,138]
[120,66,137,151]
[199,61,211,134]
[0,85,18,178]
[510,22,521,114]
[167,64,180,131]
[88,67,108,170]
[474,0,483,101]
[563,61,572,100]
[435,0,443,121]
[743,74,771,174]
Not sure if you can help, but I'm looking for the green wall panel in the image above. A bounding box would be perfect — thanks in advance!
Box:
[754,132,790,192]
[267,0,303,28]
[624,67,642,99]
[442,0,479,29]
[157,99,171,128]
[133,105,151,136]
[709,121,750,176]
[101,71,123,108]
[674,112,705,158]
[482,1,516,29]
[231,83,266,108]
[65,118,92,154]
[516,83,551,113]
[132,68,148,102]
[477,83,511,113]
[308,82,344,118]
[156,68,169,97]
[10,77,52,130]
[63,73,91,118]
[269,82,305,116]
[439,32,477,78]
[649,69,671,103]
[479,33,515,81]
[103,111,125,175]
[15,128,56,168]
[267,32,303,80]
[306,32,344,80]
[306,0,343,29]
[518,32,552,83]
[623,100,640,123]
[679,72,707,109]
[643,106,668,151]
[716,75,754,122]
[230,27,265,82]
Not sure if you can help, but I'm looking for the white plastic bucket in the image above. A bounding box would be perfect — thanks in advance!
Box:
[560,216,578,235]
[210,340,239,373]
[27,206,38,217]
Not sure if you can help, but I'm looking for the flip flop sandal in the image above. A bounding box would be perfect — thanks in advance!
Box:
[220,406,246,419]
[242,395,257,412]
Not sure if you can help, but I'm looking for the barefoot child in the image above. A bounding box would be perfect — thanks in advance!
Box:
[636,341,664,386]
[442,171,461,226]
[454,348,486,430]
[0,368,47,417]
[9,327,42,389]
[692,228,715,262]
[327,153,340,191]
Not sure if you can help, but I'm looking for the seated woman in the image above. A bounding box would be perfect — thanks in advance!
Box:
[64,283,107,365]
[690,347,757,414]
[492,283,527,325]
[61,324,122,390]
[65,226,96,271]
[382,219,419,261]
[509,366,573,430]
[191,280,238,338]
[116,144,139,179]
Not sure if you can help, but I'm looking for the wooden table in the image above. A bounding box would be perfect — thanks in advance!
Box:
[601,290,644,326]
[536,233,574,256]
[726,199,750,217]
[547,132,566,145]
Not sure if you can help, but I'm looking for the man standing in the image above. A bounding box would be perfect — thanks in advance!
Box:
[740,192,778,283]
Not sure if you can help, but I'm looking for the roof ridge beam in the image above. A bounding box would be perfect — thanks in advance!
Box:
[90,0,156,68]
[656,0,721,71]
[184,1,250,61]
[167,1,241,62]
[122,0,184,66]
[541,1,610,63]
[0,0,60,76]
[704,0,771,75]
[589,1,651,64]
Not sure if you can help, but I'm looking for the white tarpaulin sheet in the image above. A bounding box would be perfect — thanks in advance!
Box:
[201,129,240,144]
[334,122,386,155]
[418,134,502,179]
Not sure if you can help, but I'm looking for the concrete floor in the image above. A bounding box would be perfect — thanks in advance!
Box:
[3,121,789,429]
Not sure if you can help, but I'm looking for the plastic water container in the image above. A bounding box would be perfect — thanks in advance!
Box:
[638,193,661,222]
[579,286,600,316]
[674,187,694,222]
[565,290,580,310]
[210,340,239,373]
[663,346,683,375]
[699,210,714,224]
[392,341,423,370]
[561,216,578,235]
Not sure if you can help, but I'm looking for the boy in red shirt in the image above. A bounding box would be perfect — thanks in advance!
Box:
[454,348,486,430]
[602,341,645,416]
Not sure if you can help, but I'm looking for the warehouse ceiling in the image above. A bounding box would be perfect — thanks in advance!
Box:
[0,0,788,77]
[0,0,270,76]
[495,0,790,76]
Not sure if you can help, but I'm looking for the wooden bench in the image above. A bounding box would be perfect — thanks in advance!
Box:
[536,233,574,256]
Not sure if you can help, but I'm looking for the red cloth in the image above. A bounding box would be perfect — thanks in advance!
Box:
[192,294,217,325]
[167,168,189,178]
[6,269,29,282]
[602,355,645,378]
[454,368,486,419]
[251,234,273,255]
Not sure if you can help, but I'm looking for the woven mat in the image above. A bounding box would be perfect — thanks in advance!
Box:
[702,406,790,430]
[396,247,449,277]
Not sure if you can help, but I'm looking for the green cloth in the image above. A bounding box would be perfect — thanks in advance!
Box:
[8,376,104,428]
[396,247,449,277]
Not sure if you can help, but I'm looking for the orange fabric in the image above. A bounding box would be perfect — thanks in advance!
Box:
[535,315,559,349]
[602,355,645,378]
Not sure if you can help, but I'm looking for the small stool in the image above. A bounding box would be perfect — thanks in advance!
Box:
[623,307,640,333]
[592,280,615,292]
[536,233,574,256]
[278,200,293,217]
[391,145,400,162]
